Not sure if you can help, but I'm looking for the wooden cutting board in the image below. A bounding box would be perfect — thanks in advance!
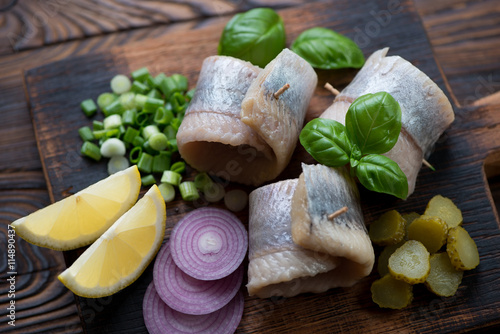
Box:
[24,0,500,332]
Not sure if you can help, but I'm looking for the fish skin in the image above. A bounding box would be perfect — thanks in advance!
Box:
[320,48,454,197]
[291,164,375,285]
[177,56,274,185]
[241,48,318,184]
[247,179,341,298]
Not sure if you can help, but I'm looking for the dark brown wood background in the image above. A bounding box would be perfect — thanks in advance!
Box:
[1,0,500,333]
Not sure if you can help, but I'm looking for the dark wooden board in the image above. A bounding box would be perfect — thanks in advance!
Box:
[23,0,500,333]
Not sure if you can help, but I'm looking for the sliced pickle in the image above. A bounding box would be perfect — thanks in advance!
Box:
[425,252,463,297]
[447,226,480,270]
[371,274,413,309]
[407,216,448,253]
[369,210,406,246]
[388,240,430,284]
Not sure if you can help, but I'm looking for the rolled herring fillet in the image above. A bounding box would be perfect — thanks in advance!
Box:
[176,56,270,186]
[290,164,375,287]
[247,179,341,298]
[240,48,318,185]
[321,48,454,197]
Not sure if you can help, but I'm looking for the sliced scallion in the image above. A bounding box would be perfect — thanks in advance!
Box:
[97,92,116,111]
[137,152,153,174]
[194,172,213,190]
[170,161,186,174]
[161,170,182,186]
[123,127,140,144]
[122,109,137,126]
[152,151,171,173]
[100,138,126,157]
[142,125,160,140]
[131,80,149,94]
[107,156,129,175]
[131,67,150,82]
[110,74,132,95]
[103,114,122,130]
[154,107,173,125]
[81,141,101,161]
[81,99,97,117]
[119,92,136,110]
[158,183,175,202]
[129,146,142,164]
[78,126,95,142]
[92,120,104,131]
[179,181,199,201]
[102,100,124,116]
[149,133,169,151]
[141,174,156,186]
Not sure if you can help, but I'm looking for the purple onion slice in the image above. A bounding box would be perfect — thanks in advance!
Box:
[153,241,244,315]
[142,281,244,334]
[170,207,248,280]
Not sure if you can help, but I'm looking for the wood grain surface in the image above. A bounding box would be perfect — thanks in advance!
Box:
[21,0,500,333]
[1,0,500,333]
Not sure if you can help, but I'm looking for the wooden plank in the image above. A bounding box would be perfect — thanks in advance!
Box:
[21,1,500,333]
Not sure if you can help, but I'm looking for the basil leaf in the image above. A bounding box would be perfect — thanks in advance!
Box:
[345,92,402,155]
[217,8,286,68]
[299,118,352,167]
[355,154,408,199]
[290,27,364,69]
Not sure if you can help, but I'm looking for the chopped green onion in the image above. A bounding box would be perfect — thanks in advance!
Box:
[119,92,136,110]
[100,138,126,157]
[179,181,199,201]
[103,114,122,129]
[78,126,95,142]
[132,135,145,148]
[170,161,186,174]
[137,152,153,173]
[158,183,175,202]
[186,88,196,101]
[123,127,140,144]
[107,156,129,175]
[141,174,156,186]
[170,118,182,131]
[142,125,160,140]
[122,109,137,126]
[92,128,120,140]
[172,74,188,92]
[80,99,97,117]
[158,76,177,98]
[168,139,178,152]
[194,172,213,190]
[134,94,148,109]
[135,111,150,127]
[155,73,167,86]
[110,74,132,95]
[147,88,162,99]
[163,125,177,140]
[224,189,248,212]
[142,140,157,154]
[154,107,174,125]
[144,97,164,113]
[92,120,104,131]
[149,133,169,151]
[131,80,149,94]
[203,182,225,203]
[81,141,101,161]
[129,146,142,164]
[152,151,171,173]
[170,92,187,114]
[131,67,150,82]
[161,170,182,186]
[102,100,124,116]
[145,74,158,89]
[97,92,116,111]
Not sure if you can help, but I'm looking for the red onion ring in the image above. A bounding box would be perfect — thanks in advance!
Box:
[153,241,244,315]
[142,281,244,334]
[170,207,248,280]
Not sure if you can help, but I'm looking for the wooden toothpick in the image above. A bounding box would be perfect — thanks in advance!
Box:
[328,206,348,220]
[324,82,340,96]
[422,159,436,171]
[274,83,290,99]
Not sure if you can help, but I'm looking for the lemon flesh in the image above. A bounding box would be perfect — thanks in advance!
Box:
[58,185,166,298]
[11,165,141,251]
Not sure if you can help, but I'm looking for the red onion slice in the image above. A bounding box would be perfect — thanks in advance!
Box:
[170,207,248,280]
[153,241,244,315]
[143,282,244,334]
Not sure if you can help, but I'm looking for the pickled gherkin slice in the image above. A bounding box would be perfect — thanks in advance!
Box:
[388,240,430,284]
[447,226,480,270]
[371,274,413,309]
[377,242,403,277]
[425,252,463,297]
[369,210,406,246]
[401,212,420,239]
[407,216,448,253]
[424,195,462,229]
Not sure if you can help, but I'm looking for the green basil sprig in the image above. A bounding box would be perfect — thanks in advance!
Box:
[291,27,364,69]
[217,8,286,68]
[300,92,408,199]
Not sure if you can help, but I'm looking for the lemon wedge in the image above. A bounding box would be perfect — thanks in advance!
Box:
[58,185,166,297]
[11,165,141,251]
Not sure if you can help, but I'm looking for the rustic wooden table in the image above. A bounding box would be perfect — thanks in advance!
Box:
[1,0,499,333]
